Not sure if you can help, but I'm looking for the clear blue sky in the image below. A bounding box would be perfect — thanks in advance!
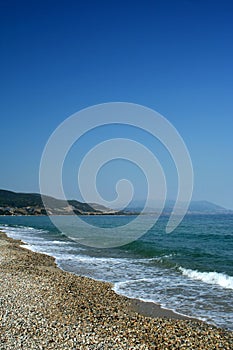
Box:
[0,0,232,209]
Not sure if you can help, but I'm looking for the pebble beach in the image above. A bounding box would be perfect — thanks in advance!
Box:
[0,232,232,350]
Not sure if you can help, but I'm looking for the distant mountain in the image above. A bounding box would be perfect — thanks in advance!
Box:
[0,189,232,216]
[187,200,232,214]
[0,189,117,216]
[124,199,233,215]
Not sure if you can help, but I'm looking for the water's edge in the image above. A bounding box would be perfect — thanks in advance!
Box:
[1,215,232,331]
[1,230,199,324]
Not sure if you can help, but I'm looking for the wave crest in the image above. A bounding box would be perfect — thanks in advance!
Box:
[179,267,233,290]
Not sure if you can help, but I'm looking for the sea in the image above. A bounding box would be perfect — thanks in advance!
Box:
[0,214,232,331]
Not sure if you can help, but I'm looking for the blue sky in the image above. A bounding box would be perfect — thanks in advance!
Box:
[0,0,233,209]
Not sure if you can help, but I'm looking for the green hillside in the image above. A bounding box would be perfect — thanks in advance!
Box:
[0,189,100,215]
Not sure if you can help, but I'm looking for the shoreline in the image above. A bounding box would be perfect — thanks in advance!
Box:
[1,231,196,322]
[0,230,198,322]
[19,237,193,322]
[0,231,232,349]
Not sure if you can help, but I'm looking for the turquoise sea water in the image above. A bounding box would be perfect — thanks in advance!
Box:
[0,214,232,330]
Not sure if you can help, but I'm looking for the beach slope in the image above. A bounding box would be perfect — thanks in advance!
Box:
[0,232,232,349]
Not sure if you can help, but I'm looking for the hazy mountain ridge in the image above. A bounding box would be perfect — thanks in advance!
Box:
[124,199,233,215]
[0,189,232,216]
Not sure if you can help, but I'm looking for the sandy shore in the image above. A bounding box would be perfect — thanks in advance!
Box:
[0,232,232,349]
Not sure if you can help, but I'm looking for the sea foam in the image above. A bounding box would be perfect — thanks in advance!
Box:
[179,267,233,290]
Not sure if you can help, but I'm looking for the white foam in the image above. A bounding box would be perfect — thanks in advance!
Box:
[52,240,69,245]
[20,244,40,253]
[179,268,233,290]
[0,225,46,236]
[115,277,155,288]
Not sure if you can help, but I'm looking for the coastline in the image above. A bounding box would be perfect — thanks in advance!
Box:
[0,232,232,349]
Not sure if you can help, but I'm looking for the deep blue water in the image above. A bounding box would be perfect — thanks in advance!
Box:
[0,214,232,330]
